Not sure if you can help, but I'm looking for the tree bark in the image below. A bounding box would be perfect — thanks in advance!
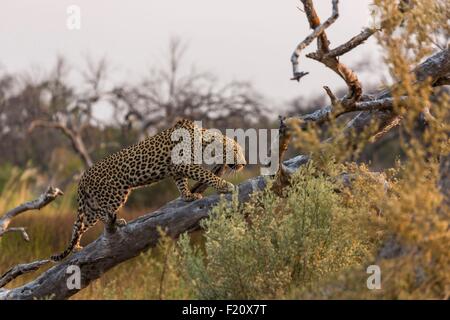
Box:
[0,156,308,300]
[2,1,448,301]
[28,120,93,168]
[0,186,63,241]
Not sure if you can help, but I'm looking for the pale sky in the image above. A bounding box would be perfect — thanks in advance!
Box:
[0,0,386,110]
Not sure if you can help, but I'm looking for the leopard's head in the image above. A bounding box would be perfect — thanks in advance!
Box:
[200,129,247,171]
[223,135,246,172]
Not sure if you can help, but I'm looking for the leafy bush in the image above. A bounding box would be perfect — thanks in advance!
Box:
[178,163,382,299]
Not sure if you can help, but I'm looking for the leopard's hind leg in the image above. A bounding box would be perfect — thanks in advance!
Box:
[50,207,92,261]
[98,210,126,234]
[97,196,127,233]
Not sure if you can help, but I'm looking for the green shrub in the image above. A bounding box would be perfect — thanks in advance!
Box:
[178,163,381,299]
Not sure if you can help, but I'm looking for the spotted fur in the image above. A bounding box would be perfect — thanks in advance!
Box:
[51,119,246,261]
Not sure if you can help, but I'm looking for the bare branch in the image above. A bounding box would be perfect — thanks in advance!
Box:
[301,0,333,53]
[319,27,378,58]
[0,260,50,288]
[353,97,409,112]
[290,0,339,81]
[28,119,93,168]
[0,156,308,300]
[272,117,296,195]
[292,0,366,104]
[348,46,450,137]
[0,228,30,242]
[0,186,63,241]
[369,115,404,143]
[293,47,450,138]
[82,55,108,93]
[323,86,338,106]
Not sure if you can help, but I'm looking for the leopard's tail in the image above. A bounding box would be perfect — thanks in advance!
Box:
[50,208,85,262]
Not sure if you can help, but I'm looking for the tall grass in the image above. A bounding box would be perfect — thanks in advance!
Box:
[0,165,253,299]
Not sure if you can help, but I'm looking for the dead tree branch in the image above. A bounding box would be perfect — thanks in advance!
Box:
[292,0,365,103]
[290,0,450,139]
[272,117,295,195]
[28,120,93,168]
[1,0,447,301]
[280,0,449,186]
[290,0,339,82]
[0,186,63,241]
[344,47,450,140]
[0,156,308,300]
[325,27,378,58]
[0,260,50,289]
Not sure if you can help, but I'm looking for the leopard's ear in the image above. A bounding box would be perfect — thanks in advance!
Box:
[173,117,194,128]
[172,117,186,128]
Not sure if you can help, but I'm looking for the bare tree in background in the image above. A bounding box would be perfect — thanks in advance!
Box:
[1,40,269,175]
[1,0,448,300]
[0,70,57,169]
[27,57,111,169]
[110,38,269,139]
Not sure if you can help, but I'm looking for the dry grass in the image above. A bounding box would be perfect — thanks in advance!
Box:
[0,167,254,299]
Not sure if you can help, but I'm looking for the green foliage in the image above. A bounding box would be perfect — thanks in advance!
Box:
[1,0,448,301]
[178,164,381,299]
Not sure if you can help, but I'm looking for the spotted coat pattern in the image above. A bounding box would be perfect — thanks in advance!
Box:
[51,119,246,261]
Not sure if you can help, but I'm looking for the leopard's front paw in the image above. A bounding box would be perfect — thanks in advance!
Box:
[115,218,127,227]
[73,244,84,253]
[181,193,203,202]
[218,182,236,194]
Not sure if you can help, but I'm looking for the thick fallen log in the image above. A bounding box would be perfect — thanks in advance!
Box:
[0,156,309,300]
[2,0,448,301]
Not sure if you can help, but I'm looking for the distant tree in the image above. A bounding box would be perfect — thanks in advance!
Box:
[110,38,270,139]
[27,56,112,168]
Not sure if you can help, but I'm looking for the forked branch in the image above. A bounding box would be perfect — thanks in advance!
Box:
[28,120,93,168]
[290,0,450,140]
[0,260,50,289]
[0,156,309,300]
[290,0,339,82]
[0,186,63,241]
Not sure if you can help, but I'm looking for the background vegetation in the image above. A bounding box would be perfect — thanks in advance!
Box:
[1,0,449,299]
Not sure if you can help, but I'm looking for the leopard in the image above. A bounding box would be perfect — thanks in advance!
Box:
[50,119,246,261]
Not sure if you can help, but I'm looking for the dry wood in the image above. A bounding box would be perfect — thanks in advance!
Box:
[1,0,448,301]
[0,186,63,241]
[290,0,339,82]
[0,155,308,300]
[289,0,450,137]
[292,0,363,102]
[28,120,93,168]
[0,260,50,288]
